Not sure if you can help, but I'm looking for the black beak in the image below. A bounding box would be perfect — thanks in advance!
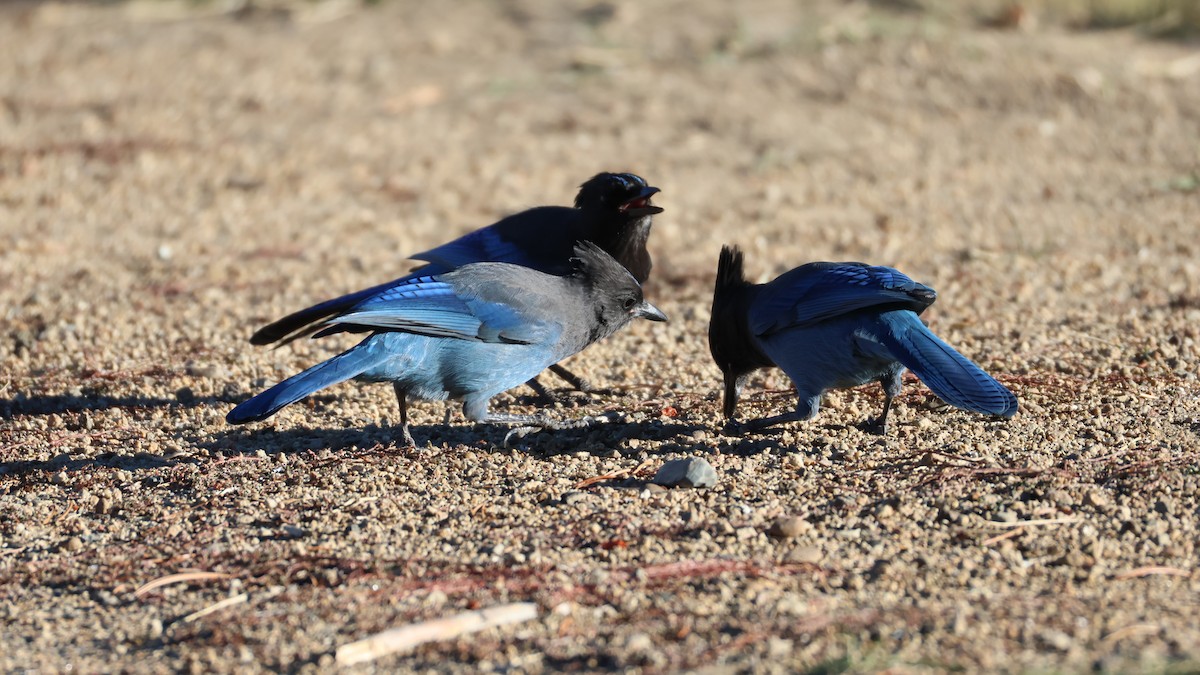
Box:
[722,371,744,419]
[634,300,668,323]
[620,186,663,217]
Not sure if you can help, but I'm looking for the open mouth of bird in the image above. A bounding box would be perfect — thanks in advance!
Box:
[619,196,665,215]
[620,197,650,212]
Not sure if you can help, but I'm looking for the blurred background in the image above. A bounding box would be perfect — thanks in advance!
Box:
[3,2,1199,672]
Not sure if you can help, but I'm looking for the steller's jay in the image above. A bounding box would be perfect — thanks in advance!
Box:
[248,172,662,399]
[708,246,1017,434]
[228,242,667,445]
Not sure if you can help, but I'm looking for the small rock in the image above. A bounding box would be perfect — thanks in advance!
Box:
[788,545,822,564]
[1040,627,1073,652]
[561,490,587,505]
[652,457,718,488]
[281,525,306,539]
[767,637,793,657]
[768,515,810,539]
[1083,490,1109,508]
[995,510,1019,524]
[624,632,653,654]
[52,470,69,485]
[64,536,84,552]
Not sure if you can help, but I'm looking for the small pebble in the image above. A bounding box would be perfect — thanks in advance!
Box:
[768,515,811,539]
[789,545,822,564]
[652,457,718,488]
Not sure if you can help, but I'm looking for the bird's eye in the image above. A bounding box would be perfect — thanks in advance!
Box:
[623,297,637,310]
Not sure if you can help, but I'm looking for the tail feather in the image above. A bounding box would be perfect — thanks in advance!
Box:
[226,342,387,424]
[876,312,1017,418]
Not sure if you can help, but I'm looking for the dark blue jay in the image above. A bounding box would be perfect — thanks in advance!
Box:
[249,172,662,397]
[228,242,667,445]
[708,246,1017,434]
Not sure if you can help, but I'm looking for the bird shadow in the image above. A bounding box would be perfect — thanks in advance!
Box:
[197,416,710,460]
[0,449,194,478]
[0,391,234,418]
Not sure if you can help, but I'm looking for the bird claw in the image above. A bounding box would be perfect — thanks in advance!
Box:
[500,413,613,446]
[722,418,750,436]
[503,426,542,447]
[861,417,889,436]
[397,425,417,448]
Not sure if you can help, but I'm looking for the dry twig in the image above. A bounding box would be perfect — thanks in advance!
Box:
[134,571,232,598]
[1113,566,1191,580]
[336,602,539,666]
[982,516,1078,529]
[572,458,655,489]
[181,593,248,623]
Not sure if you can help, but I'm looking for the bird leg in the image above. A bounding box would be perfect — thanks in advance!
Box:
[524,376,561,404]
[864,373,903,435]
[525,364,600,405]
[864,396,893,435]
[724,395,820,436]
[392,383,417,448]
[548,364,593,393]
[727,410,808,435]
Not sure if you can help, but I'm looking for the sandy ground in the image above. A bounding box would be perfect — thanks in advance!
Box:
[2,1,1199,672]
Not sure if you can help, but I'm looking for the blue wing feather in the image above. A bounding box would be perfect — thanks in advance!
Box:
[410,206,581,272]
[322,274,555,345]
[750,262,936,336]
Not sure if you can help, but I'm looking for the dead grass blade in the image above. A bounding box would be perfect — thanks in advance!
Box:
[981,527,1025,546]
[1102,622,1161,643]
[1113,566,1192,580]
[181,593,248,623]
[572,458,655,490]
[134,571,233,598]
[982,516,1078,529]
[336,602,539,666]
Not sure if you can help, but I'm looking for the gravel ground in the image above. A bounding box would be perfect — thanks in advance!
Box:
[2,1,1199,672]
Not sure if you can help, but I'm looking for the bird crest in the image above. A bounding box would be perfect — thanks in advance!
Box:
[715,245,748,293]
[570,240,635,287]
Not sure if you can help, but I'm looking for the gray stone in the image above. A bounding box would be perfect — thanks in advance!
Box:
[652,457,718,488]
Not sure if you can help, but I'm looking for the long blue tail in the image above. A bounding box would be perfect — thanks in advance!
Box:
[875,311,1018,418]
[226,342,388,424]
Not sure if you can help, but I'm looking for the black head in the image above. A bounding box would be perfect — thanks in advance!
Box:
[572,241,668,334]
[709,245,765,419]
[575,172,663,219]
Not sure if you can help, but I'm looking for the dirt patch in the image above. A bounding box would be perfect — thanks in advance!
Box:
[2,1,1198,672]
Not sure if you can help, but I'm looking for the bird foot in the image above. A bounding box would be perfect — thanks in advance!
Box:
[498,413,613,447]
[398,425,417,448]
[503,426,542,447]
[722,418,751,436]
[861,417,889,436]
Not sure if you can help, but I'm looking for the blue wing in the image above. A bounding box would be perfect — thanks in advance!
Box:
[750,262,936,336]
[410,206,583,273]
[319,275,559,345]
